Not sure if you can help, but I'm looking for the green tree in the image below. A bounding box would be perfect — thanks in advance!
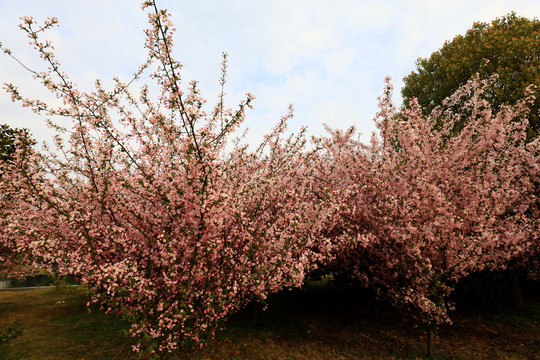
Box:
[0,124,32,164]
[402,12,539,139]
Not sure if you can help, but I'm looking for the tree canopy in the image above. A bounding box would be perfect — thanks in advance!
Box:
[0,124,32,164]
[401,13,540,139]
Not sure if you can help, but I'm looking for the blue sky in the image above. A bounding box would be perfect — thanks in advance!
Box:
[1,0,539,148]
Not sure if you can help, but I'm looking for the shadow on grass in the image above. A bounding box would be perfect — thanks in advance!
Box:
[0,281,539,360]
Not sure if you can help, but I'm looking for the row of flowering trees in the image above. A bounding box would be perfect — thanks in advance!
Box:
[1,1,538,358]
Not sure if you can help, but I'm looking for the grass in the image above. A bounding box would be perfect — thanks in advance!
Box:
[0,286,134,360]
[0,283,539,360]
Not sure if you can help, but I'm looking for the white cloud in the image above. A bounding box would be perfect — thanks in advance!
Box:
[323,48,355,78]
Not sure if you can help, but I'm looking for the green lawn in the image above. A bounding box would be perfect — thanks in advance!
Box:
[1,285,539,359]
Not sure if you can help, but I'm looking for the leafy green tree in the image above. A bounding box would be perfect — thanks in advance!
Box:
[0,124,32,164]
[402,12,539,139]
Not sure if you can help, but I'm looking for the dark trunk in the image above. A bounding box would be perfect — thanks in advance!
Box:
[506,268,525,310]
[426,324,435,359]
[373,303,380,320]
[252,302,260,329]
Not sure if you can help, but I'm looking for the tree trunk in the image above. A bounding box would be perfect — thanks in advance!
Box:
[373,303,380,320]
[506,268,525,310]
[251,302,260,330]
[426,324,435,359]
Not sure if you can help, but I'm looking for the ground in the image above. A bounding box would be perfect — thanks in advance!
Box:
[0,282,539,359]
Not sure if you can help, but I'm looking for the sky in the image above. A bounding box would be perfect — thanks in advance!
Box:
[1,0,539,148]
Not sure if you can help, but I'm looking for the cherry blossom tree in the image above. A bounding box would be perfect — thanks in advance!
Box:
[0,2,339,357]
[322,76,539,357]
[0,126,36,276]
